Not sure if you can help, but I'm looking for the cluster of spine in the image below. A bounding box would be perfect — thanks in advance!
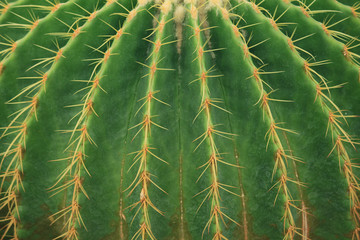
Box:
[0,34,16,60]
[0,1,10,16]
[292,0,360,67]
[351,2,360,18]
[0,4,42,64]
[0,5,62,239]
[187,2,240,239]
[126,2,171,239]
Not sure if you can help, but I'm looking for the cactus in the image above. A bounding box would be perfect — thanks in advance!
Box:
[0,0,360,239]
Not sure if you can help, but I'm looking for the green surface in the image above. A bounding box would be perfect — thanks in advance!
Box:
[0,0,359,239]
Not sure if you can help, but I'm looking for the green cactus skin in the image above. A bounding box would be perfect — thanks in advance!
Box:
[0,0,360,239]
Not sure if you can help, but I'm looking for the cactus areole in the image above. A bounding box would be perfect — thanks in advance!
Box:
[0,0,360,239]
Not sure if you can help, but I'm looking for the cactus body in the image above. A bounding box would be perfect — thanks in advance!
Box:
[0,0,360,239]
